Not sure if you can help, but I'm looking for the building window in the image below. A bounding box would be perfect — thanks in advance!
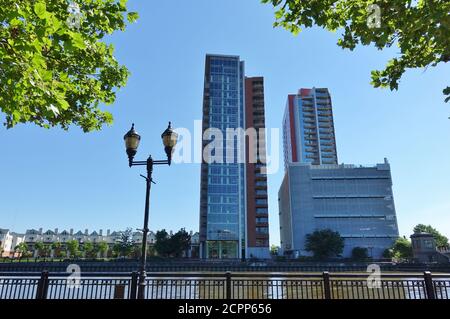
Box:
[424,240,434,249]
[256,208,268,214]
[256,227,268,234]
[255,199,268,205]
[256,239,269,247]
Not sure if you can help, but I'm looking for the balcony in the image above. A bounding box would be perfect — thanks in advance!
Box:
[255,199,268,206]
[305,142,318,147]
[255,190,268,197]
[320,142,333,147]
[255,181,267,188]
[255,172,266,179]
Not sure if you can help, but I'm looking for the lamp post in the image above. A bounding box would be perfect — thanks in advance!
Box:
[123,122,178,299]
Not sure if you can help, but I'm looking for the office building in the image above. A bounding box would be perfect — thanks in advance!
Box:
[278,160,399,258]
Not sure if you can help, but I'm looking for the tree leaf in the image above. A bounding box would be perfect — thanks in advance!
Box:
[263,0,450,104]
[34,2,47,19]
[70,33,86,49]
[127,12,139,23]
[1,0,136,131]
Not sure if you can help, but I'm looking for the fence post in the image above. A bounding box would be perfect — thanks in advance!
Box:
[35,270,49,299]
[424,271,436,299]
[322,271,331,300]
[225,271,232,299]
[129,271,138,300]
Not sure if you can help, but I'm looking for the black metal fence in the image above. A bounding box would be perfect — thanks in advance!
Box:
[1,271,449,299]
[1,260,450,273]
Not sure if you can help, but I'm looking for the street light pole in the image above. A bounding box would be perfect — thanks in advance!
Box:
[138,155,153,299]
[123,123,178,300]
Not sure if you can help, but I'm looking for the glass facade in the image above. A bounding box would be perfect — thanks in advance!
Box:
[278,162,399,258]
[201,55,246,259]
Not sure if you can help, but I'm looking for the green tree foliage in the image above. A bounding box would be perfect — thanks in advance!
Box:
[14,242,30,258]
[262,0,450,103]
[0,0,138,131]
[171,228,191,258]
[50,241,60,257]
[112,243,121,257]
[391,237,412,260]
[305,229,344,259]
[42,244,52,257]
[33,241,44,257]
[66,239,79,258]
[130,245,141,259]
[414,224,450,249]
[270,244,279,255]
[154,229,172,257]
[382,248,393,259]
[95,241,109,258]
[114,228,135,257]
[83,241,95,258]
[351,247,369,261]
[154,229,192,258]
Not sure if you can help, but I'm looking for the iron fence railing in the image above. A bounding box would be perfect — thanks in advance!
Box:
[0,271,449,300]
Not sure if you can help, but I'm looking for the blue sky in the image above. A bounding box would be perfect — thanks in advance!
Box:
[1,0,449,245]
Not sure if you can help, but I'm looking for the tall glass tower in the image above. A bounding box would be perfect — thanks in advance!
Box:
[199,54,246,259]
[282,88,338,168]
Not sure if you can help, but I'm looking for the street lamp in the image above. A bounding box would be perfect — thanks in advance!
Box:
[123,122,178,299]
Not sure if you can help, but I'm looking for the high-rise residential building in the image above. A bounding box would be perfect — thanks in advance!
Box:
[282,88,338,168]
[199,54,269,259]
[245,77,269,258]
[278,160,399,258]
